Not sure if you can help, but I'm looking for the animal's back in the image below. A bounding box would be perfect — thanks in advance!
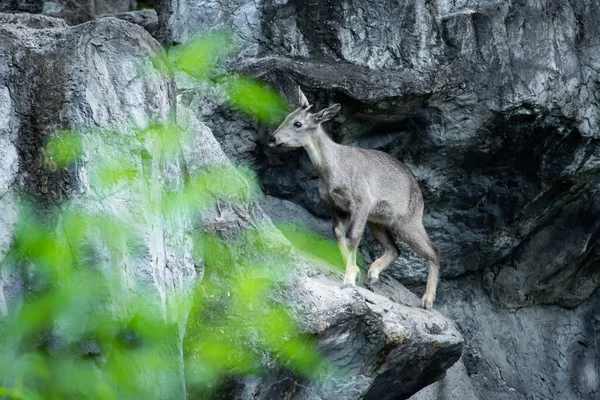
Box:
[337,145,422,222]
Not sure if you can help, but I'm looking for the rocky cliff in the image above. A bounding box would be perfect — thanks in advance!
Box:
[0,4,464,400]
[155,0,600,399]
[0,0,598,398]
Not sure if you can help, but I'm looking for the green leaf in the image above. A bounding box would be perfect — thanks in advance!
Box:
[167,30,233,79]
[224,76,290,126]
[275,222,346,272]
[44,130,83,168]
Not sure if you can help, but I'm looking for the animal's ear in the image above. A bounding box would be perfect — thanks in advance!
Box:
[312,103,341,123]
[298,87,310,108]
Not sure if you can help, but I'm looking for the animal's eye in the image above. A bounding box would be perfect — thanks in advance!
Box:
[293,121,302,128]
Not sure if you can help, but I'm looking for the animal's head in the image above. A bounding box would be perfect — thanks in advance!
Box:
[269,87,341,150]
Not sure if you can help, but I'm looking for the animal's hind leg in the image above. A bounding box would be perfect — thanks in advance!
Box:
[395,220,440,309]
[367,222,400,285]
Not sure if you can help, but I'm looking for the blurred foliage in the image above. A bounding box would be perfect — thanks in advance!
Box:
[0,31,333,399]
[276,222,347,273]
[149,30,290,127]
[185,230,322,398]
[167,31,233,79]
[42,129,82,168]
[223,75,290,127]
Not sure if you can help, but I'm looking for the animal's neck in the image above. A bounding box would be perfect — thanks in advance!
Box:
[304,126,337,178]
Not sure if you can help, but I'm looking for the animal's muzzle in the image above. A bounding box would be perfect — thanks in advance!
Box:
[268,136,283,148]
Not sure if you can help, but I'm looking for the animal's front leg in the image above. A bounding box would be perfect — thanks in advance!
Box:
[332,208,349,265]
[342,205,369,289]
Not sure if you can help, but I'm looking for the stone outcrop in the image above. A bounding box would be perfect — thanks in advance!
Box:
[220,273,462,399]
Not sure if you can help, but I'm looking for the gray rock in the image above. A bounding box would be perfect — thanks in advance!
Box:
[260,194,331,238]
[103,9,158,38]
[0,11,66,28]
[410,358,477,400]
[228,273,462,400]
[156,0,259,54]
[0,0,137,24]
[0,15,191,397]
[411,277,600,400]
[174,74,268,166]
[0,0,43,13]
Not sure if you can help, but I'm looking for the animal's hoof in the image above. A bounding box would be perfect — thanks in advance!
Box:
[368,276,379,285]
[342,283,356,290]
[421,296,434,310]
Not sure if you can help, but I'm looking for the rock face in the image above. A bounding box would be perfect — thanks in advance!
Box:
[0,0,137,24]
[411,277,600,400]
[156,0,600,398]
[0,13,192,397]
[0,7,463,400]
[156,0,259,52]
[106,9,158,37]
[0,1,43,13]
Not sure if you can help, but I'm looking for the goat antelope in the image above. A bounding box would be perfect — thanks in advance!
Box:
[269,88,440,309]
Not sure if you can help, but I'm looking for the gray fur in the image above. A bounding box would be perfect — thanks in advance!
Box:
[270,88,440,309]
